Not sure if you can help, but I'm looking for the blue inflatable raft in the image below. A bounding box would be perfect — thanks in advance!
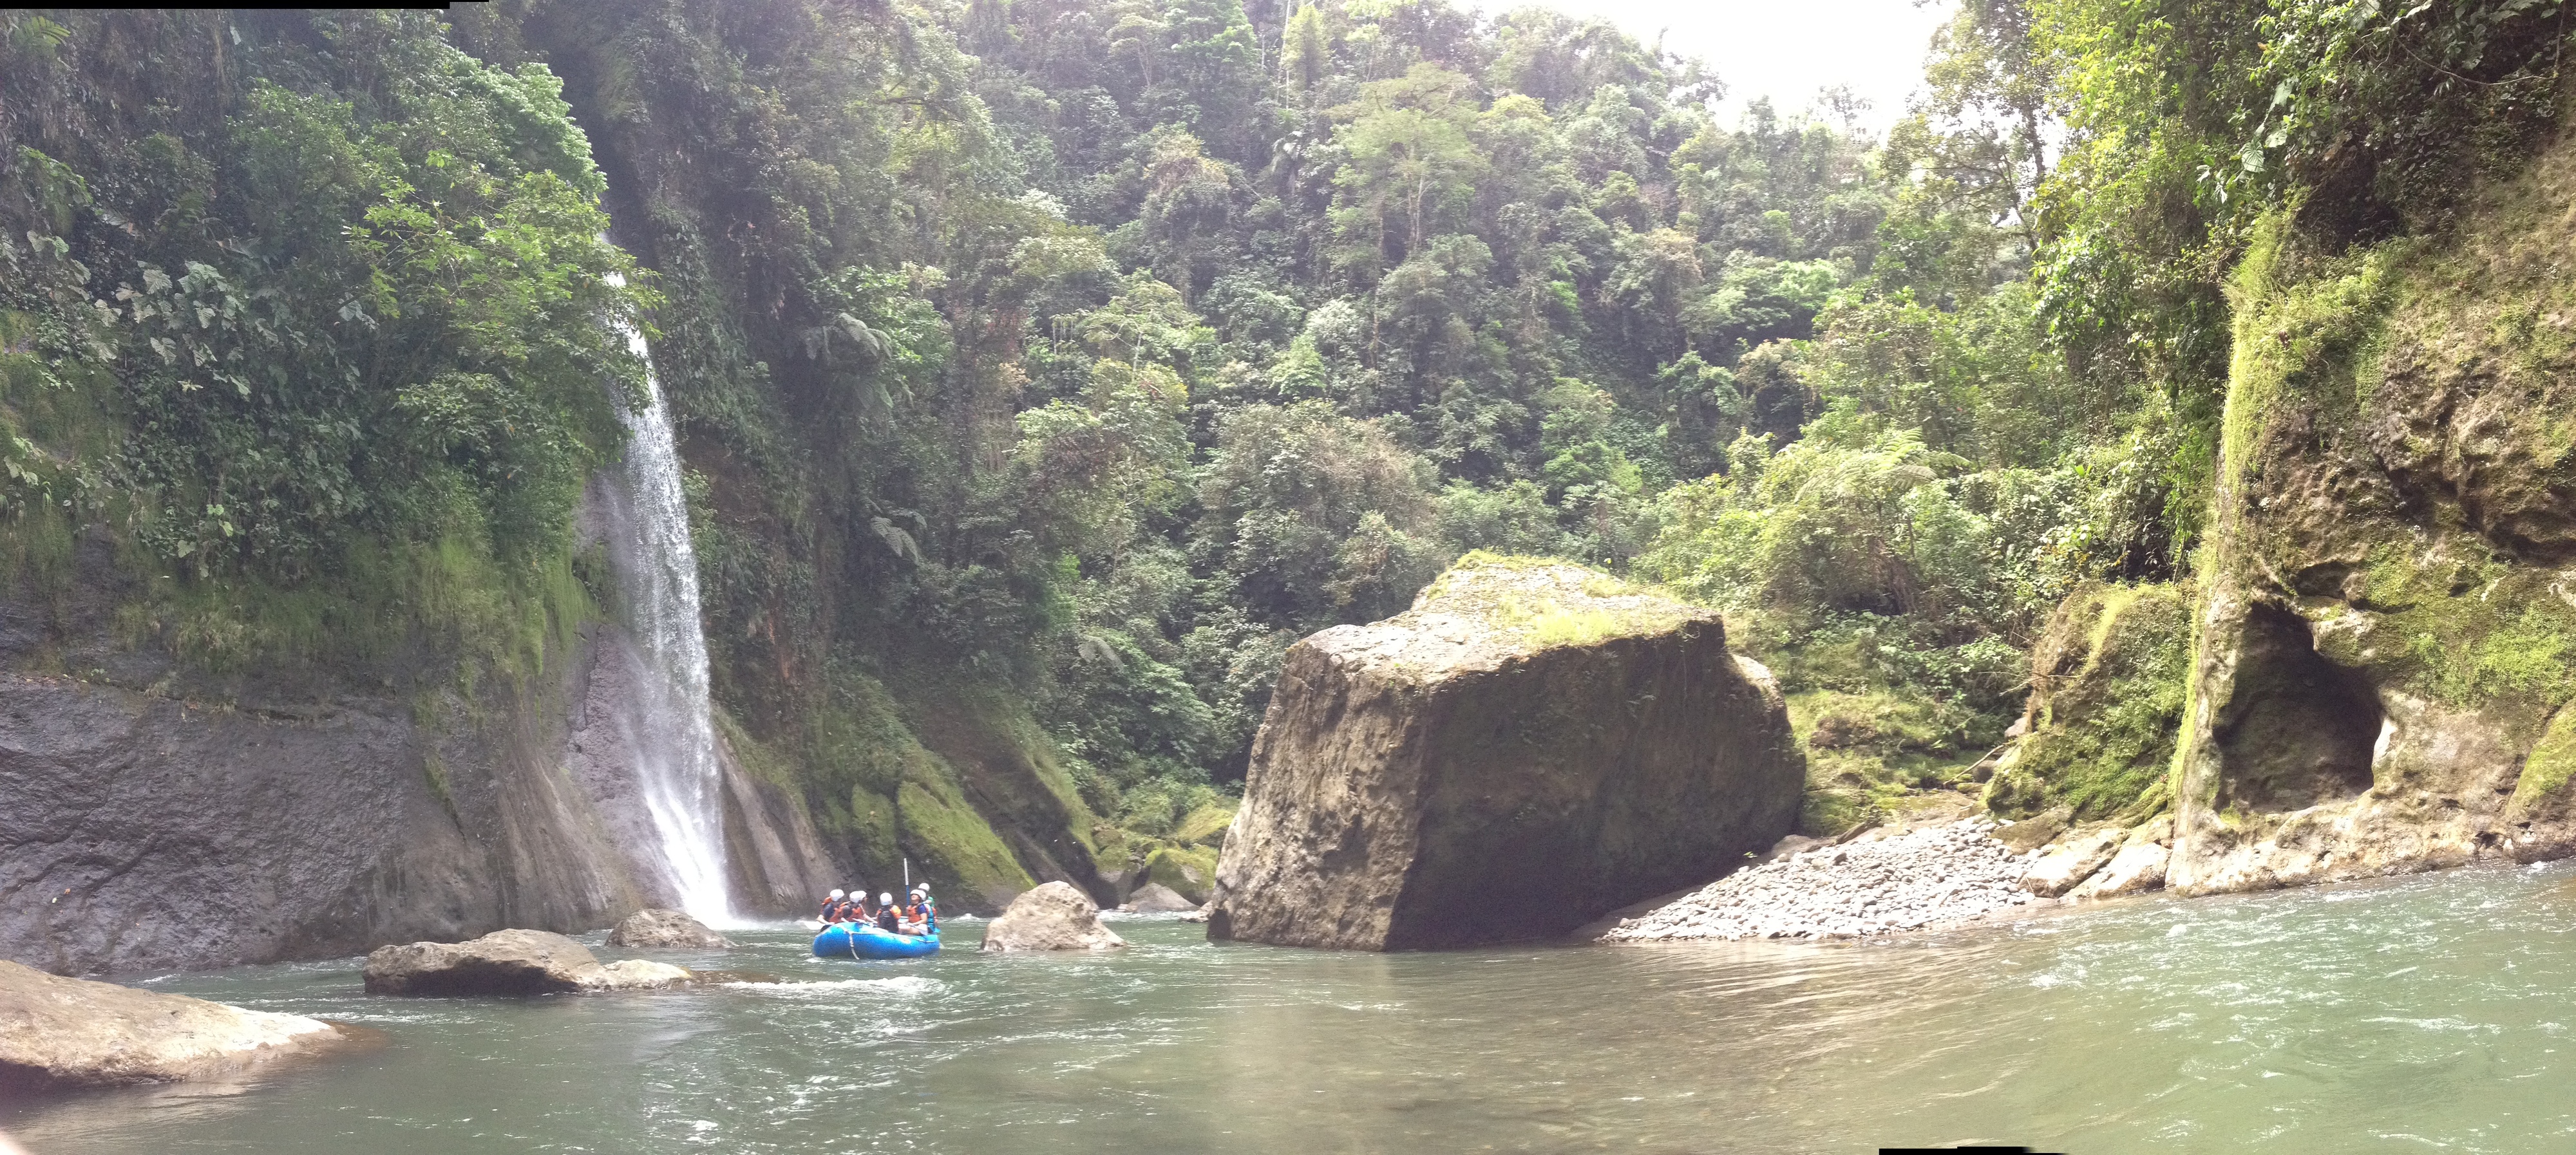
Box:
[812,923,940,959]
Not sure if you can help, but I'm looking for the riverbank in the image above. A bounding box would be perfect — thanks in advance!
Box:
[1597,818,2047,942]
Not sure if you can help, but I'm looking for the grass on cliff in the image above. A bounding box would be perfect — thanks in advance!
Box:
[1417,551,1701,652]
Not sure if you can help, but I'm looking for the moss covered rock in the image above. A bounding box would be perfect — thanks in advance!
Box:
[1142,843,1219,905]
[895,778,1035,910]
[1170,802,1235,848]
[2170,135,2576,894]
[1207,554,1803,950]
[1984,583,2189,823]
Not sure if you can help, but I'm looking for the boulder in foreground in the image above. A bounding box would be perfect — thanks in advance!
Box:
[1208,553,1804,950]
[981,881,1126,952]
[605,908,735,949]
[363,929,694,995]
[0,959,343,1092]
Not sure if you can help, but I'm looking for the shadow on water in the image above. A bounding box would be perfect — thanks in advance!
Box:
[11,869,2576,1153]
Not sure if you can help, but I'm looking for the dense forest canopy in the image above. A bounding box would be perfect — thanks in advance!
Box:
[3,0,2568,864]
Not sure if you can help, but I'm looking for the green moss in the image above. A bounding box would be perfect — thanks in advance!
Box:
[1141,843,1219,903]
[422,753,457,822]
[2220,213,2401,517]
[1170,802,1235,847]
[1415,550,1700,652]
[2506,703,2576,820]
[895,776,1035,903]
[1786,686,1989,834]
[1986,583,2189,822]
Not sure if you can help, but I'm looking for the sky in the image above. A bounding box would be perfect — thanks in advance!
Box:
[1468,0,1957,135]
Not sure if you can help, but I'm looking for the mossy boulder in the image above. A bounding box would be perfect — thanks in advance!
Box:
[1142,843,1219,904]
[1207,554,1803,950]
[1790,687,1994,836]
[1170,802,1235,848]
[2170,135,2576,894]
[1984,583,2189,823]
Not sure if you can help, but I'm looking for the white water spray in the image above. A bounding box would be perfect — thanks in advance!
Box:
[598,272,735,926]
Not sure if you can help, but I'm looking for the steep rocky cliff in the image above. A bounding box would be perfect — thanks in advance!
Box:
[2168,129,2576,894]
[0,523,841,975]
[1207,554,1803,950]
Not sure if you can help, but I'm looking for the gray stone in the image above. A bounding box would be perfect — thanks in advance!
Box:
[2020,827,2126,897]
[1995,806,2072,852]
[363,928,695,995]
[1122,883,1198,912]
[605,908,734,949]
[981,882,1126,952]
[1208,557,1803,951]
[0,959,343,1092]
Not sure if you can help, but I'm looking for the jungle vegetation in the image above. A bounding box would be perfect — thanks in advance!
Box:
[2,0,2566,859]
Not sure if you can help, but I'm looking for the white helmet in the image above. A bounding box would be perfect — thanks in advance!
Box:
[880,892,894,905]
[829,888,845,899]
[911,885,927,896]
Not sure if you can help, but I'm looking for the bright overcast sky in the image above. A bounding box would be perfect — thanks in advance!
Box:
[1470,0,1957,135]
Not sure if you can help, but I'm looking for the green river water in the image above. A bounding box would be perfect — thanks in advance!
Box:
[10,861,2576,1154]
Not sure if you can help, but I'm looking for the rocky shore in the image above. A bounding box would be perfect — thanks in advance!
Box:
[1600,818,2051,942]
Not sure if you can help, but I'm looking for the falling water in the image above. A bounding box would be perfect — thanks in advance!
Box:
[597,271,734,926]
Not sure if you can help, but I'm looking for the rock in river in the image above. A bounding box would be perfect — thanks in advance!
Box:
[605,908,734,949]
[0,959,344,1092]
[982,881,1126,952]
[2020,826,2126,897]
[363,928,693,995]
[1123,883,1198,913]
[1207,554,1804,950]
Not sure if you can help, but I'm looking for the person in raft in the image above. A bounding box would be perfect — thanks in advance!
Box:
[818,888,849,923]
[874,892,904,935]
[904,885,938,935]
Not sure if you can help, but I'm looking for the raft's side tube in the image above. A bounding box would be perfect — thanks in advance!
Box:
[812,923,941,959]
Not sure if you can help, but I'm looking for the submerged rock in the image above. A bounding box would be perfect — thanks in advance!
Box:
[596,959,693,988]
[363,929,694,995]
[1208,554,1803,950]
[0,960,343,1092]
[605,908,734,950]
[982,881,1126,952]
[1123,883,1198,912]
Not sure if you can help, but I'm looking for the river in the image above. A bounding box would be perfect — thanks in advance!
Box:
[12,861,2576,1154]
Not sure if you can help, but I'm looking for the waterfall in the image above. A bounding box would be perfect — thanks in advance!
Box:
[597,272,735,926]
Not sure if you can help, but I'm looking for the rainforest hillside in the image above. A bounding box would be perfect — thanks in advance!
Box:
[3,0,2569,901]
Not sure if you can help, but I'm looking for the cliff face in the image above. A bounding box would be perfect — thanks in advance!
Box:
[0,524,841,976]
[1207,555,1803,950]
[2169,131,2576,895]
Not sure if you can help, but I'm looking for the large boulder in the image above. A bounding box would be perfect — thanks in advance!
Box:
[1206,554,1804,950]
[0,960,343,1092]
[981,881,1126,952]
[605,908,734,949]
[363,928,692,995]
